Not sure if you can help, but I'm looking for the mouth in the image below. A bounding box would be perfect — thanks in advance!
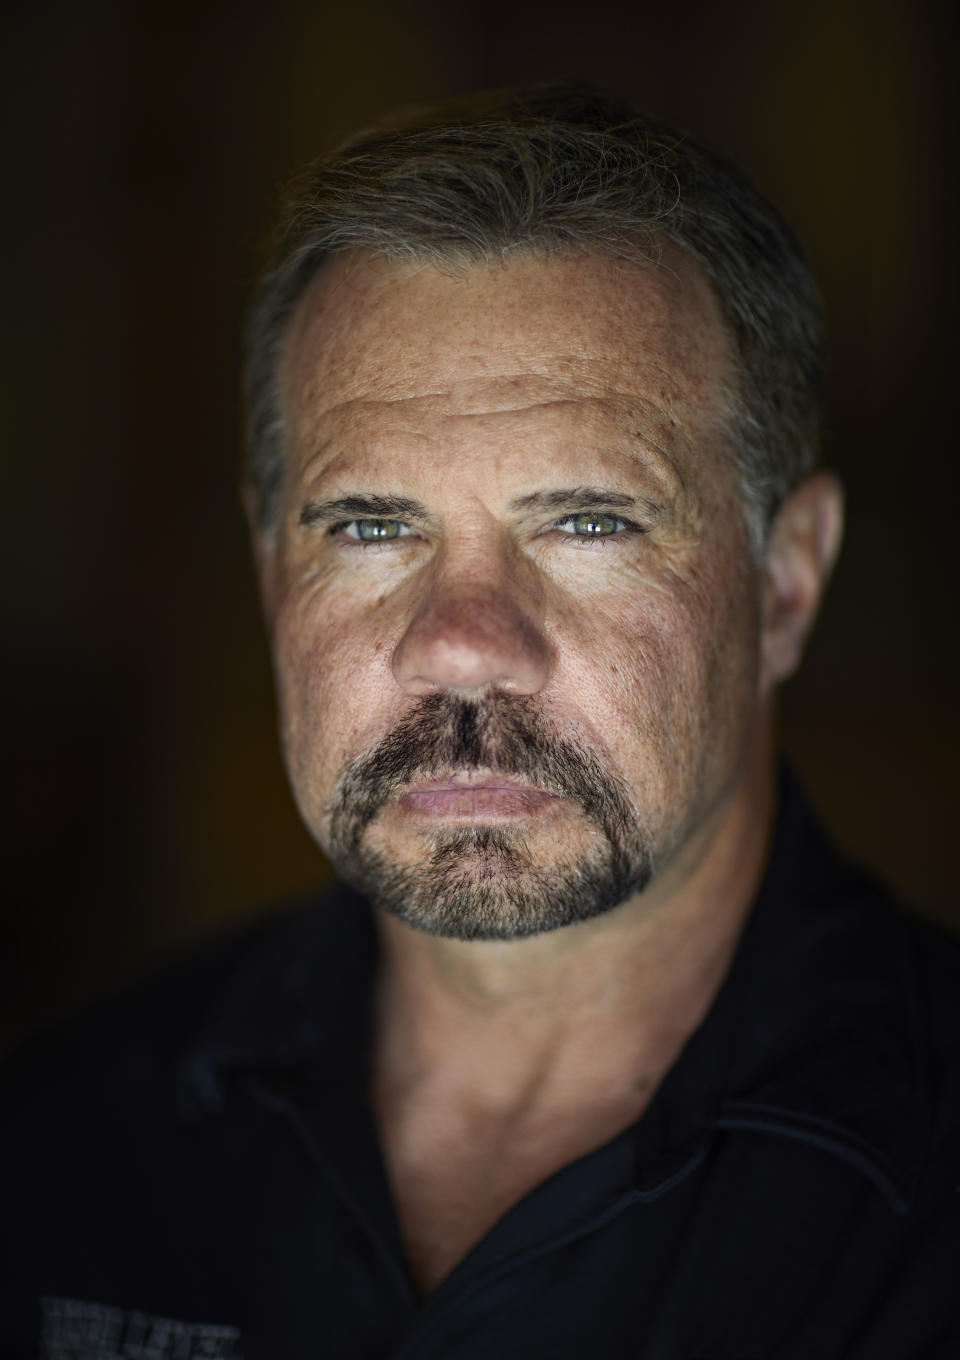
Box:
[397,771,561,821]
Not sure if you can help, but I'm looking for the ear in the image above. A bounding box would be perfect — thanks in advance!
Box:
[242,481,279,629]
[760,470,844,692]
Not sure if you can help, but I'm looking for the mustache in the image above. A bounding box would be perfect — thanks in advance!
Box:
[328,692,637,863]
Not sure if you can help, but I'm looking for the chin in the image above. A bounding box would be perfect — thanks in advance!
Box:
[333,823,653,942]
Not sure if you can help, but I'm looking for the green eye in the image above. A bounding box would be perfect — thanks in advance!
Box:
[352,518,403,541]
[565,512,624,537]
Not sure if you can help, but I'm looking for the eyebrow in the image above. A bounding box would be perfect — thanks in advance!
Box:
[299,494,433,528]
[508,487,662,517]
[298,486,662,529]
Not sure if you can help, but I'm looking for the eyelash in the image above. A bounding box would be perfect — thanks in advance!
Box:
[552,515,645,548]
[329,520,414,551]
[328,514,646,549]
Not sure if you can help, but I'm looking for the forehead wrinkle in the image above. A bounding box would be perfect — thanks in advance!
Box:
[281,262,737,514]
[290,383,701,514]
[292,349,704,417]
[298,420,442,488]
[294,380,697,465]
[286,327,729,442]
[282,248,736,419]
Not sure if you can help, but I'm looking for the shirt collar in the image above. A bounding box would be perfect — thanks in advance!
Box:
[182,769,929,1213]
[637,768,929,1212]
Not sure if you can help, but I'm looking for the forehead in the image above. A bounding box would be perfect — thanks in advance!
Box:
[279,248,737,489]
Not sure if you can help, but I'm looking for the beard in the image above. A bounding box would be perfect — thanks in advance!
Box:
[325,692,653,940]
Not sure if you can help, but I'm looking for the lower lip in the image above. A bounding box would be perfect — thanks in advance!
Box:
[399,786,559,819]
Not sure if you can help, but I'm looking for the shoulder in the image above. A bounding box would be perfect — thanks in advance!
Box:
[815,861,960,1200]
[899,902,960,1003]
[0,898,321,1127]
[896,906,960,1121]
[839,867,960,1078]
[768,770,960,1041]
[732,775,960,1214]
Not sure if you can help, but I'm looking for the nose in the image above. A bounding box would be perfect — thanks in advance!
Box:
[391,576,553,697]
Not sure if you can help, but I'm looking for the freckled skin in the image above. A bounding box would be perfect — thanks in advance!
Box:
[255,249,773,912]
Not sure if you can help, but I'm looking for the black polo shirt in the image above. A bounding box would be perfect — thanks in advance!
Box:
[3,776,959,1358]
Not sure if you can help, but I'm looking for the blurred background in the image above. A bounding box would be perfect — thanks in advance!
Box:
[3,0,957,1043]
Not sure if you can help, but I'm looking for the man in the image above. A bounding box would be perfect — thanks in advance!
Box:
[3,84,958,1359]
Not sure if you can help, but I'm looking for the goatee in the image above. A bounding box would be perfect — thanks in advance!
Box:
[327,693,652,940]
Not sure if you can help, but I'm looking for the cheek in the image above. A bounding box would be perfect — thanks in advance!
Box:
[551,557,760,794]
[271,584,397,800]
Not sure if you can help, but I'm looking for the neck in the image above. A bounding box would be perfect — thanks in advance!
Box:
[373,729,776,1115]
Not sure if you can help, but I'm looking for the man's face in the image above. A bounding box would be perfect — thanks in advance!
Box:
[258,249,767,939]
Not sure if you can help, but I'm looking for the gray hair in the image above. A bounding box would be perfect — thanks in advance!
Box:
[244,84,825,555]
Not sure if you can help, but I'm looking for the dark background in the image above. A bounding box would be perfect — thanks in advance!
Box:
[4,0,957,1043]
